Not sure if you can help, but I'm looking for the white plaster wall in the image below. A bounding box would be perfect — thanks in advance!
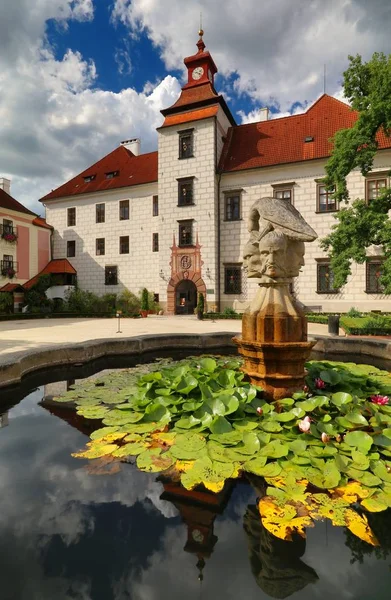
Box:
[157,118,218,307]
[45,183,159,297]
[219,149,391,312]
[46,285,75,300]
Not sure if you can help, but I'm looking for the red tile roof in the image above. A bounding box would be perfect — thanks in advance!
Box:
[219,94,391,173]
[0,283,24,293]
[164,81,219,111]
[162,105,219,127]
[41,146,158,202]
[23,259,76,289]
[0,188,36,216]
[33,216,53,230]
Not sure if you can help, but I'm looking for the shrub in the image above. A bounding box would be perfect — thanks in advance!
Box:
[148,291,161,314]
[0,292,13,314]
[197,293,205,315]
[222,306,239,317]
[347,306,362,318]
[116,289,141,316]
[140,288,149,311]
[64,288,103,313]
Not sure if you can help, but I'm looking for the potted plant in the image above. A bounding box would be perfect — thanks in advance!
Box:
[1,267,16,279]
[2,231,18,243]
[196,292,205,320]
[140,287,149,317]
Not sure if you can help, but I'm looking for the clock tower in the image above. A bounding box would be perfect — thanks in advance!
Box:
[183,29,217,88]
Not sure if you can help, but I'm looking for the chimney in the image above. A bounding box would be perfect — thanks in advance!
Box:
[259,107,269,122]
[121,138,141,156]
[0,177,11,194]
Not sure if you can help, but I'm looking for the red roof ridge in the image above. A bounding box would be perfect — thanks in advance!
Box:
[0,188,37,217]
[23,258,76,289]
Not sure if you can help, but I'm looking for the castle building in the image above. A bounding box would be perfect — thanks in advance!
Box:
[41,32,391,314]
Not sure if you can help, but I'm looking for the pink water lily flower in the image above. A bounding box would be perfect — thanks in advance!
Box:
[321,432,330,443]
[315,378,326,389]
[298,415,311,432]
[256,407,263,415]
[370,394,389,405]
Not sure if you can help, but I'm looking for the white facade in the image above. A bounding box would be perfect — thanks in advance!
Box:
[42,37,391,314]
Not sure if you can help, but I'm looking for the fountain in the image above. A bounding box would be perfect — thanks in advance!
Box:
[233,197,318,400]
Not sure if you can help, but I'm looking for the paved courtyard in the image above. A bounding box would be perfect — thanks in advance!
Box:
[0,315,337,361]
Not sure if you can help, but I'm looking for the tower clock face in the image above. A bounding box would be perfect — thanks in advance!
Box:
[192,66,204,80]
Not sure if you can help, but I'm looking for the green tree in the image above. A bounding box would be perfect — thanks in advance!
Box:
[320,53,391,291]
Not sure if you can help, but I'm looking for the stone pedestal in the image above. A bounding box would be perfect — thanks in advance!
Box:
[233,284,315,400]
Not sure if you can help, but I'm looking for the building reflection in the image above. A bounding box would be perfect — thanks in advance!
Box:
[41,393,321,598]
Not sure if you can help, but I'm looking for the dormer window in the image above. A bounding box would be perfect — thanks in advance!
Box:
[179,129,194,159]
[105,171,119,179]
[83,174,96,183]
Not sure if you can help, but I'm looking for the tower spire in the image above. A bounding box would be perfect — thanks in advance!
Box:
[197,16,205,54]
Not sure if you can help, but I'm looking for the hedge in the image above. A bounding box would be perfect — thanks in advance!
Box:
[204,312,242,320]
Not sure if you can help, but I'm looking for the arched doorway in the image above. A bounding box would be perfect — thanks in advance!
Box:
[175,280,197,315]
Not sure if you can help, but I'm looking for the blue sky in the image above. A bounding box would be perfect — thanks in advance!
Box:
[0,0,390,214]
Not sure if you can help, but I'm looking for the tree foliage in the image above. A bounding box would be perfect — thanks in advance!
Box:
[321,52,391,290]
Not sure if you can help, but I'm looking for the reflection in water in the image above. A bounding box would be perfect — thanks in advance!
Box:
[0,411,9,428]
[1,378,391,599]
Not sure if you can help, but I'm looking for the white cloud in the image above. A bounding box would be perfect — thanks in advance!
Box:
[0,0,180,215]
[111,0,390,111]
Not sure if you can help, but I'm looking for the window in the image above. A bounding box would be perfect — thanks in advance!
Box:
[119,236,129,254]
[2,219,13,234]
[366,260,384,293]
[178,220,193,247]
[67,207,76,227]
[119,200,129,220]
[83,174,96,183]
[96,203,105,223]
[105,266,118,285]
[224,265,242,294]
[153,293,159,303]
[3,254,13,268]
[366,178,387,202]
[317,184,337,212]
[224,192,241,221]
[96,238,105,256]
[178,178,194,206]
[179,129,194,159]
[316,261,339,293]
[152,195,159,216]
[152,233,159,252]
[105,171,119,179]
[273,188,293,203]
[67,240,76,257]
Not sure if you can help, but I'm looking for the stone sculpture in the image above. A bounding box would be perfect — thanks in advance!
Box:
[233,197,318,400]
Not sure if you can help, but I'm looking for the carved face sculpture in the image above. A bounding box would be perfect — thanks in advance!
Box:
[245,231,287,280]
[286,240,305,277]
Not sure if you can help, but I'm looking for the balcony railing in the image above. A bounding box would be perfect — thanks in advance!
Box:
[1,260,18,279]
[0,224,18,243]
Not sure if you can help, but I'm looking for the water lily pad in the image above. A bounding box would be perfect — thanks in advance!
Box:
[259,440,289,459]
[210,416,233,434]
[90,426,120,440]
[344,431,373,453]
[72,443,119,459]
[112,442,146,457]
[137,448,175,472]
[209,431,243,446]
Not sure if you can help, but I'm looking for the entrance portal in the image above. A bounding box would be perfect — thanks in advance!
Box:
[175,280,197,315]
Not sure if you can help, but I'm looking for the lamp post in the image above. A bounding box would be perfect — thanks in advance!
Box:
[116,310,122,333]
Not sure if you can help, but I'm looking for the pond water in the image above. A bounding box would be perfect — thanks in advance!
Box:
[1,357,391,599]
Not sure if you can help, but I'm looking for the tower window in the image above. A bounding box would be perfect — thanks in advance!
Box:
[152,233,159,252]
[178,220,193,247]
[179,129,194,159]
[178,177,194,206]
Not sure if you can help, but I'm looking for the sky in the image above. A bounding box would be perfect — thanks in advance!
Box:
[0,0,391,216]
